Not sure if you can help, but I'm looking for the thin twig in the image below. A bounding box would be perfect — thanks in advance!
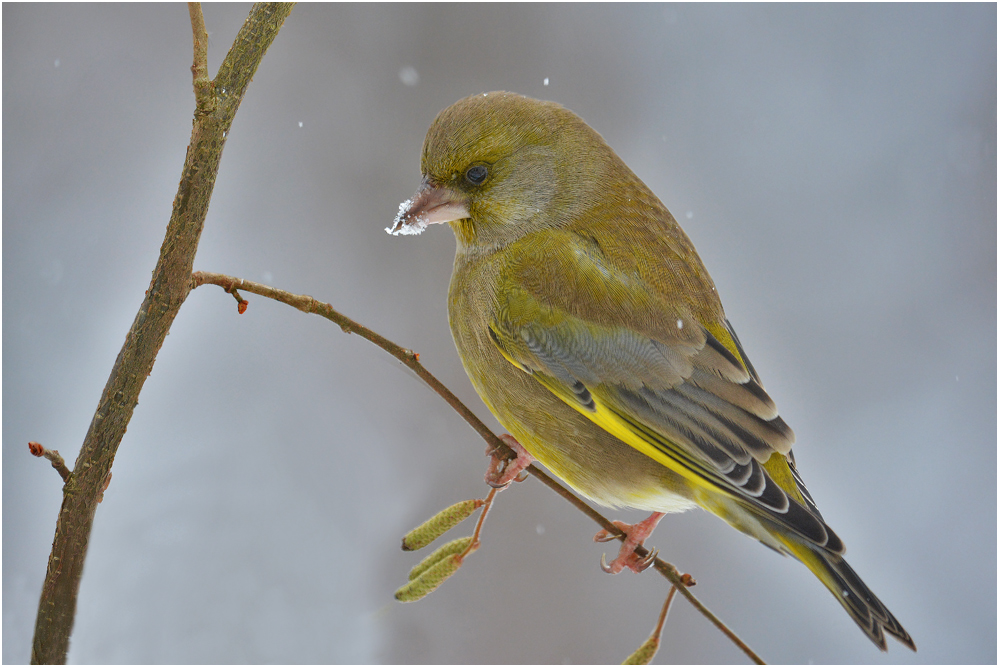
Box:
[188,3,211,105]
[190,271,766,665]
[191,271,506,451]
[28,442,71,483]
[655,586,678,639]
[461,487,499,559]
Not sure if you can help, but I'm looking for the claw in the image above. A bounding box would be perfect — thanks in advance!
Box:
[594,512,666,575]
[637,548,658,572]
[484,434,535,489]
[600,553,613,573]
[600,547,658,574]
[486,472,513,490]
[594,520,629,543]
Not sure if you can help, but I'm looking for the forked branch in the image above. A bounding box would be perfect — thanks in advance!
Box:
[29,5,294,664]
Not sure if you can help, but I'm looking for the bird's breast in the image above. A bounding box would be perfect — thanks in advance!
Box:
[445,251,697,514]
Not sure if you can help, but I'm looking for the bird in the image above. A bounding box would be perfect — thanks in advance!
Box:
[388,91,915,652]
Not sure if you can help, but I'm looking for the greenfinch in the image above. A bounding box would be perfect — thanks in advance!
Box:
[390,91,914,652]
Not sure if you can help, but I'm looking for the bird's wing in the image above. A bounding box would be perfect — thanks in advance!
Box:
[489,232,842,553]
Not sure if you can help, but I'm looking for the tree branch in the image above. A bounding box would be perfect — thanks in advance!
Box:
[28,442,72,484]
[29,5,294,664]
[190,271,766,665]
[188,3,212,106]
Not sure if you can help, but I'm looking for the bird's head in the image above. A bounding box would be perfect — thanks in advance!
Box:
[389,91,615,251]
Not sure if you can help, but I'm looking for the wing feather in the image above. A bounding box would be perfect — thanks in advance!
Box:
[489,304,842,553]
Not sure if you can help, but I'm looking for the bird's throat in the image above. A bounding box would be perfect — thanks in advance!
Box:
[449,218,478,249]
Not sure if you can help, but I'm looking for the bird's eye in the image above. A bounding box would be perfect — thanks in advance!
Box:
[465,165,488,185]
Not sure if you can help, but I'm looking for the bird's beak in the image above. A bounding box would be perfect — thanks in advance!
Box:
[387,180,471,236]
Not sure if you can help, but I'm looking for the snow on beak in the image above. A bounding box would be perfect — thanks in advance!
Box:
[387,180,471,236]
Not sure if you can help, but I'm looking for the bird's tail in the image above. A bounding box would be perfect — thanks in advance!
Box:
[783,538,916,651]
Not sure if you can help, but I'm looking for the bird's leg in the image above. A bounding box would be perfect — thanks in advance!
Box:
[594,512,666,574]
[484,434,535,489]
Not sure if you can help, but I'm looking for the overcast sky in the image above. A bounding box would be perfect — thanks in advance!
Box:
[4,3,996,664]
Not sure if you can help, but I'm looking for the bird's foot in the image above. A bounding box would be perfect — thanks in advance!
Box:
[594,512,666,574]
[484,434,535,489]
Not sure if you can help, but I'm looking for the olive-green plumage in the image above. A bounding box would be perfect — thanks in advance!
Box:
[392,91,914,652]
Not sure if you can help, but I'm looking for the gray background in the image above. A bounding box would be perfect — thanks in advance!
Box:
[4,3,995,664]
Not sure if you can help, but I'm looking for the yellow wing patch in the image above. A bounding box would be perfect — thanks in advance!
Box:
[527,369,727,499]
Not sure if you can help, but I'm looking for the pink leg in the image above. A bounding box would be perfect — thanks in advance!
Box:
[484,434,535,489]
[594,512,665,574]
